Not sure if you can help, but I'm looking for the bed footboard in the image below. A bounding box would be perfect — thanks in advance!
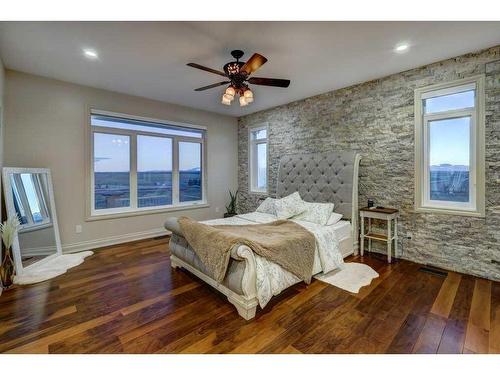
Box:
[170,244,258,320]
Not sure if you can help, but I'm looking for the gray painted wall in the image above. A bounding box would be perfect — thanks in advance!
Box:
[4,70,238,250]
[238,45,500,281]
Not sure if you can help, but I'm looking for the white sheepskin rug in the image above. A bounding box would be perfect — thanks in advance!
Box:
[315,262,379,293]
[14,251,94,285]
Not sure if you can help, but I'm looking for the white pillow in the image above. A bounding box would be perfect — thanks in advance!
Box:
[293,201,334,225]
[274,192,307,219]
[326,212,343,226]
[256,197,277,216]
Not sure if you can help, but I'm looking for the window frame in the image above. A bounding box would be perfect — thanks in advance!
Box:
[414,75,485,217]
[248,123,269,194]
[87,109,208,220]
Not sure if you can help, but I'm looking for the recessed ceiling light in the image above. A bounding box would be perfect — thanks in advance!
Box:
[83,49,98,59]
[394,43,409,53]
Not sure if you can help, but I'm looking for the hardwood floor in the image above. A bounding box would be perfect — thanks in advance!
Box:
[0,236,498,354]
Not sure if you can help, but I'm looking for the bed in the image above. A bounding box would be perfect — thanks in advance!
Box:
[165,150,361,319]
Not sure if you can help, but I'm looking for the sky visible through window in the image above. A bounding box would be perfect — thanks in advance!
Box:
[93,118,204,210]
[425,88,474,203]
[92,115,202,138]
[94,133,130,172]
[92,115,202,172]
[94,133,200,172]
[425,90,474,167]
[179,142,201,172]
[429,117,470,167]
[257,143,267,188]
[425,90,474,114]
[138,136,172,172]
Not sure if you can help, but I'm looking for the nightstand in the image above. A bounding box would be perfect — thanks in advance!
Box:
[359,207,399,263]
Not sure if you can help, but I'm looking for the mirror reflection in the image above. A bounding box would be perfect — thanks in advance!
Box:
[9,172,57,267]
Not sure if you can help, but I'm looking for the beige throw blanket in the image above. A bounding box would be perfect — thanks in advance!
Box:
[177,217,316,284]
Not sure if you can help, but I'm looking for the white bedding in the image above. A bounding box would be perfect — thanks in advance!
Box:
[329,220,352,242]
[202,212,347,308]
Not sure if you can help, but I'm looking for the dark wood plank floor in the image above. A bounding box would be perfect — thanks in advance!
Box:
[0,236,498,354]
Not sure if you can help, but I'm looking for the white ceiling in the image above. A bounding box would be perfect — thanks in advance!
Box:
[0,22,499,117]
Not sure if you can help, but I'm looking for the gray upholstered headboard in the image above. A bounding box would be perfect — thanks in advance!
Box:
[276,151,360,221]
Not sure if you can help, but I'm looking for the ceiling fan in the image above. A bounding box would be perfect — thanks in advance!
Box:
[187,50,291,107]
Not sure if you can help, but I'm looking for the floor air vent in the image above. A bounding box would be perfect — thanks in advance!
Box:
[418,266,448,277]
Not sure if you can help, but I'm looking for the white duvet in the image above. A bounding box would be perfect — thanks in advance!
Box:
[201,212,345,308]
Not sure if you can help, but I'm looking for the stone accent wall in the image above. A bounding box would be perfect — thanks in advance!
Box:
[238,46,500,281]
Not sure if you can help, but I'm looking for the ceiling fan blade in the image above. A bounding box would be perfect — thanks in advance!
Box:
[194,81,231,91]
[187,63,227,77]
[240,53,268,75]
[248,77,290,88]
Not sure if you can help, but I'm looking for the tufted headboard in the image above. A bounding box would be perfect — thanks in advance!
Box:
[276,150,361,223]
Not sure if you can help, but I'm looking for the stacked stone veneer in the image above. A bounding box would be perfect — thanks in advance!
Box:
[237,45,500,281]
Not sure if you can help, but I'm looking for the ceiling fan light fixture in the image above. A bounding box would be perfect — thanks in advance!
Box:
[221,95,232,105]
[187,50,290,108]
[223,93,234,101]
[239,96,248,107]
[225,86,236,97]
[243,89,254,103]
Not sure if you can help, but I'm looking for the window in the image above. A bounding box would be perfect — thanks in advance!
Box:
[179,142,202,202]
[249,124,268,193]
[137,135,172,208]
[414,76,485,216]
[93,133,131,210]
[90,111,206,217]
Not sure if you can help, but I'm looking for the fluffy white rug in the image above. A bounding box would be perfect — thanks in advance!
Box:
[315,262,379,293]
[14,251,94,285]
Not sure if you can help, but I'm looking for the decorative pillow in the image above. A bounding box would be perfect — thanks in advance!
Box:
[326,212,343,226]
[255,197,277,216]
[274,192,307,219]
[293,202,334,225]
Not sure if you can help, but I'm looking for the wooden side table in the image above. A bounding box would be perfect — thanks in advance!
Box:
[359,207,399,263]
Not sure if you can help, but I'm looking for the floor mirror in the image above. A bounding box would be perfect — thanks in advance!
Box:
[2,167,62,276]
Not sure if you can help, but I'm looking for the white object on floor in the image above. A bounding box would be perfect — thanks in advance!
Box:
[315,262,379,293]
[14,251,93,285]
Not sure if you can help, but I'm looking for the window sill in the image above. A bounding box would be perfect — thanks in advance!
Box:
[249,189,268,196]
[414,206,485,218]
[86,202,210,221]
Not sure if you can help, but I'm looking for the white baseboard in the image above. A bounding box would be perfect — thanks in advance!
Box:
[62,227,170,254]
